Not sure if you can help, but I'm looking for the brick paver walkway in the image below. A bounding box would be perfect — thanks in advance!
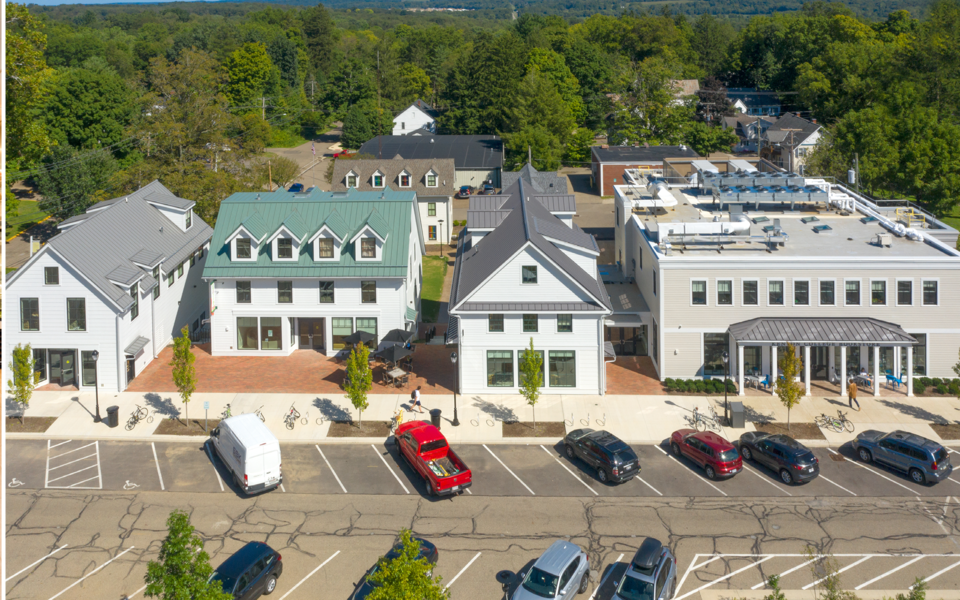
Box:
[606,356,665,395]
[127,344,454,394]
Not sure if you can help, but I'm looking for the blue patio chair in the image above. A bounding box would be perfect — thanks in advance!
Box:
[760,374,771,389]
[886,374,903,389]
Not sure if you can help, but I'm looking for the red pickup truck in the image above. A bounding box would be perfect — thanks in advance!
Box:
[396,421,472,496]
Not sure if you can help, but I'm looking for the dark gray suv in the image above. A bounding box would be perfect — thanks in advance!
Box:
[852,430,952,484]
[512,540,590,599]
[613,538,677,600]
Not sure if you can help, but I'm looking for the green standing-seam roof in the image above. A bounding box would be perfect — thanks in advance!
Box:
[271,211,309,242]
[203,187,417,279]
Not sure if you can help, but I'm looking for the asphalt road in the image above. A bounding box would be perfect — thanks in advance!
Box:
[6,440,960,600]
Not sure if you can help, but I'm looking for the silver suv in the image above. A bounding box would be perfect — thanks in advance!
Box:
[513,540,590,599]
[614,538,677,600]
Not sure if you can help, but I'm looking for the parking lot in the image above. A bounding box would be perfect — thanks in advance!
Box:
[6,439,960,499]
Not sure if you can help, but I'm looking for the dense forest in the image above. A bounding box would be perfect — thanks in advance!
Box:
[6,0,960,227]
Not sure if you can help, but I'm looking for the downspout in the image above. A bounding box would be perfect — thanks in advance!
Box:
[116,313,124,392]
[151,286,158,359]
[598,318,605,396]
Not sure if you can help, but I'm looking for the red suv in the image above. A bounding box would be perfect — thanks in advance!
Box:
[670,429,742,480]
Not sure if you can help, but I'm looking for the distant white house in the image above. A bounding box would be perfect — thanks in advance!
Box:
[5,181,212,393]
[761,113,822,170]
[392,99,438,136]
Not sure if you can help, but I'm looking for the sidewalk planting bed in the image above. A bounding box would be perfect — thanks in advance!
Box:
[502,421,566,437]
[753,421,826,440]
[5,416,56,433]
[327,421,392,437]
[930,423,960,440]
[154,418,220,436]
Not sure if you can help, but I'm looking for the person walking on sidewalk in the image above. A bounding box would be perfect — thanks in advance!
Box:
[411,387,423,413]
[848,380,860,411]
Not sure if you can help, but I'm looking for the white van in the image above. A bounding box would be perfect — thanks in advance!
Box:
[210,414,282,495]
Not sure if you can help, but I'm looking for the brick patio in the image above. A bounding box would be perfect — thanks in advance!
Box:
[127,344,455,394]
[606,356,665,395]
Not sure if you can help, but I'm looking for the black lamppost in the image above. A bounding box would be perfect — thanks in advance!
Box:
[438,219,445,260]
[450,351,460,426]
[722,351,729,424]
[92,350,101,423]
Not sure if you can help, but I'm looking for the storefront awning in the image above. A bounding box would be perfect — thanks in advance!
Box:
[124,336,150,357]
[728,317,918,347]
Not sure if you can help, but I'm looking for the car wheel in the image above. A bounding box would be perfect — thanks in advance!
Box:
[780,469,793,485]
[741,446,753,461]
[597,468,608,484]
[671,442,681,457]
[429,481,438,496]
[858,448,873,463]
[909,468,926,485]
[565,444,576,460]
[578,572,589,594]
[263,575,278,595]
[705,465,716,480]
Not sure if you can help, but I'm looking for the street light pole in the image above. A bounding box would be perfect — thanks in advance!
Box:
[722,351,729,425]
[92,350,101,423]
[438,219,444,261]
[450,351,460,426]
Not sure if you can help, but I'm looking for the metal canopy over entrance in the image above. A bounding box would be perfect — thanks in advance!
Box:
[728,317,917,347]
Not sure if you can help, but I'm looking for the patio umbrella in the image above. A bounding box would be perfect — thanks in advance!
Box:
[376,345,413,365]
[343,330,377,346]
[381,328,415,345]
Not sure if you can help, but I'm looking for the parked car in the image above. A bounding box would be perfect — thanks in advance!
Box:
[288,183,304,193]
[456,185,474,198]
[349,538,438,599]
[478,184,496,195]
[334,150,355,159]
[396,421,472,496]
[670,429,742,480]
[852,430,952,484]
[210,414,282,495]
[614,538,677,600]
[738,432,819,484]
[209,542,283,599]
[563,428,640,484]
[513,540,590,599]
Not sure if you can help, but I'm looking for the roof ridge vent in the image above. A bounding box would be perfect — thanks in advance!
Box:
[125,197,129,203]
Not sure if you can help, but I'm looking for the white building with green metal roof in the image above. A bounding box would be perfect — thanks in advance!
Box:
[202,187,425,356]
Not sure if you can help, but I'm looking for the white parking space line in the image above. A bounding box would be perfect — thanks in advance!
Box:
[483,444,535,495]
[7,545,69,582]
[675,556,774,600]
[663,454,728,496]
[751,558,820,589]
[125,584,148,599]
[855,556,924,590]
[47,546,135,600]
[826,448,916,494]
[46,440,102,490]
[280,484,286,492]
[948,477,960,486]
[47,453,97,471]
[637,477,663,496]
[49,442,97,459]
[691,556,726,571]
[675,555,700,596]
[654,445,668,455]
[277,550,340,600]
[371,445,410,494]
[914,559,960,587]
[589,553,625,600]
[817,474,857,496]
[47,465,98,484]
[741,463,792,496]
[49,440,73,449]
[464,487,472,494]
[151,443,165,491]
[204,444,225,492]
[445,552,482,589]
[540,445,598,495]
[802,556,872,590]
[316,446,347,493]
[67,476,101,488]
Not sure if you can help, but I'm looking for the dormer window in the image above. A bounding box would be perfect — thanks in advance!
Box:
[346,172,358,188]
[236,238,252,259]
[426,172,438,187]
[185,211,192,229]
[372,172,384,187]
[361,238,376,259]
[399,171,411,187]
[277,238,293,259]
[317,238,334,258]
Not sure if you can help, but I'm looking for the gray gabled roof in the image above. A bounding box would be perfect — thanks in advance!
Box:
[591,145,699,163]
[407,98,438,118]
[765,113,821,143]
[469,195,511,211]
[129,248,165,268]
[10,181,212,312]
[501,163,569,194]
[533,195,576,213]
[331,158,456,196]
[467,211,510,229]
[358,134,503,170]
[533,218,599,253]
[145,189,195,210]
[728,317,918,346]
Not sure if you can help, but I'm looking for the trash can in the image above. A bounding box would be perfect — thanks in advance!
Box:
[106,406,120,428]
[429,408,442,430]
[729,401,745,429]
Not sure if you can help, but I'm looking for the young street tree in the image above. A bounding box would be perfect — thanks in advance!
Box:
[170,326,197,423]
[776,343,806,430]
[345,342,373,428]
[7,343,35,423]
[367,529,450,600]
[519,338,544,434]
[145,509,232,600]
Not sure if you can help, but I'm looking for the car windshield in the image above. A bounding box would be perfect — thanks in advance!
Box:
[718,448,739,462]
[420,439,448,453]
[521,567,560,598]
[208,571,236,594]
[617,575,655,600]
[795,451,816,465]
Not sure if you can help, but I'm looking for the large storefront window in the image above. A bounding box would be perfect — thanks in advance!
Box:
[549,351,576,387]
[902,335,926,376]
[33,349,47,381]
[82,351,98,386]
[332,318,353,350]
[261,317,282,350]
[357,318,378,346]
[487,351,514,387]
[703,333,729,377]
[743,346,761,376]
[237,317,259,350]
[835,346,861,375]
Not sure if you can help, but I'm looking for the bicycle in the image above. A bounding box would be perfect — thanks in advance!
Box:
[835,409,855,433]
[253,406,266,422]
[125,404,149,430]
[221,403,232,420]
[815,411,855,433]
[284,404,300,430]
[693,405,722,432]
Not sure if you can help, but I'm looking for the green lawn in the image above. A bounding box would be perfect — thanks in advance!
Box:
[420,256,448,324]
[268,127,309,149]
[7,199,49,239]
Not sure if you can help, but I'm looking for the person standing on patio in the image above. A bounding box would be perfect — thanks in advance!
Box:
[848,380,860,411]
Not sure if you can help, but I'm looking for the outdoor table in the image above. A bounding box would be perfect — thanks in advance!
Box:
[385,368,408,387]
[745,374,761,389]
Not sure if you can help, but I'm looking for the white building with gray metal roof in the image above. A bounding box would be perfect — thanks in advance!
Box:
[5,181,212,393]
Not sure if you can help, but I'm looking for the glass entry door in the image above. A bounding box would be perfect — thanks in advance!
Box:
[50,350,75,386]
[811,347,829,379]
[298,318,325,350]
[606,326,647,356]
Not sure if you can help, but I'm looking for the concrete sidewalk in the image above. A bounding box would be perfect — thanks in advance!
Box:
[7,389,958,446]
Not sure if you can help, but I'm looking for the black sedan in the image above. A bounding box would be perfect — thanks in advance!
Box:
[738,432,819,484]
[349,538,438,599]
[563,428,640,484]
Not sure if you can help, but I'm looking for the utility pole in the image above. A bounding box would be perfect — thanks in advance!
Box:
[268,161,273,192]
[528,145,532,166]
[262,97,266,120]
[377,51,383,160]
